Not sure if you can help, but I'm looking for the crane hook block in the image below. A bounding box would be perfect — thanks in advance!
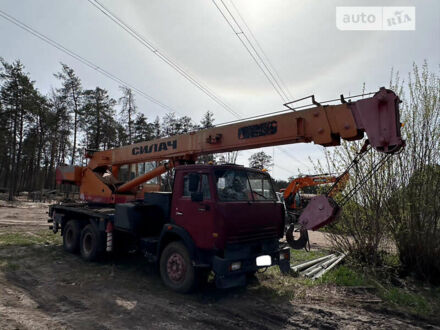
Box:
[298,195,340,231]
[350,87,404,154]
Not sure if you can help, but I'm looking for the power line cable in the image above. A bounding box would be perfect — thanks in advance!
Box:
[239,149,293,176]
[218,0,290,101]
[273,163,293,175]
[212,0,290,102]
[277,145,312,170]
[88,0,242,119]
[0,9,180,114]
[212,0,304,171]
[228,0,293,100]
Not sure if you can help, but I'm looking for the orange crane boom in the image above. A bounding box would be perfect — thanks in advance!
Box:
[56,87,404,204]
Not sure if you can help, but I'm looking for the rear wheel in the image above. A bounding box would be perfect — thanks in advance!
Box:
[63,220,81,253]
[80,224,103,261]
[160,242,196,293]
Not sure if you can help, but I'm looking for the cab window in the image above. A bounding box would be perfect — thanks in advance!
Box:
[248,172,277,201]
[215,169,252,201]
[183,173,211,199]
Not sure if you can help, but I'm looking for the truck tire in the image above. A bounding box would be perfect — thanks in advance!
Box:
[80,224,103,261]
[160,242,196,293]
[63,220,81,253]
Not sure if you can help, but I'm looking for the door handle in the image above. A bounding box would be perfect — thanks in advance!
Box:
[198,204,210,212]
[176,211,183,216]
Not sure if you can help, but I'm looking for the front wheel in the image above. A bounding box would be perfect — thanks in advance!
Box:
[160,242,196,293]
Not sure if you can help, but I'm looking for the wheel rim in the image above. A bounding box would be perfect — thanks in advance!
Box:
[83,232,93,254]
[166,252,186,283]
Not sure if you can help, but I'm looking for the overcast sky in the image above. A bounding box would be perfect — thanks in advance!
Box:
[1,0,438,179]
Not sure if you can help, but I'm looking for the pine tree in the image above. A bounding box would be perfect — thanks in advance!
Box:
[200,110,214,129]
[82,87,117,150]
[54,63,83,164]
[197,110,215,164]
[0,59,41,200]
[152,116,162,138]
[119,86,137,144]
[46,90,70,184]
[133,113,154,143]
[162,112,196,137]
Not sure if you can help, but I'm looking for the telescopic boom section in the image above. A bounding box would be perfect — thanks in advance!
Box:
[56,87,404,204]
[88,87,403,168]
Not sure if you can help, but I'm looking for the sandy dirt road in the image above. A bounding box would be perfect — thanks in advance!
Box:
[0,201,437,329]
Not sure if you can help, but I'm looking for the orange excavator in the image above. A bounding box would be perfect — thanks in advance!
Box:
[281,173,350,223]
[51,88,404,292]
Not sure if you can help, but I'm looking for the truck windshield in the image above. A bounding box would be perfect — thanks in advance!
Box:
[215,169,276,202]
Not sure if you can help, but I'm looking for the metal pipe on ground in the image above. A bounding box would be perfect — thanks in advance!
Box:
[303,263,326,277]
[301,256,335,277]
[320,254,340,268]
[313,254,346,280]
[291,254,334,273]
[304,255,340,278]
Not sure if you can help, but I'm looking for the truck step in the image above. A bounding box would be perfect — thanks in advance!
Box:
[140,237,159,263]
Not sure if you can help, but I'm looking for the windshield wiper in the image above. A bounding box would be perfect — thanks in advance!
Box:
[252,190,268,199]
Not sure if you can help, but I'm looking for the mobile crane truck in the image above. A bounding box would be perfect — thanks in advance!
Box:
[49,88,404,292]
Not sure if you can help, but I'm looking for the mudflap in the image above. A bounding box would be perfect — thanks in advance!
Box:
[277,247,291,274]
[215,274,246,289]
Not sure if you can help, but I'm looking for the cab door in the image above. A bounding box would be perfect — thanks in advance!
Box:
[172,171,216,250]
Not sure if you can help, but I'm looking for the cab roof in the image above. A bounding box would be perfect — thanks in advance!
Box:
[175,163,269,175]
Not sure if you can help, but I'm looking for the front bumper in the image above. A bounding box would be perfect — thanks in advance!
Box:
[212,247,291,288]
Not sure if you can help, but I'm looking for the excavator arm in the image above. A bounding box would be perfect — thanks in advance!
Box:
[282,173,349,210]
[57,87,404,204]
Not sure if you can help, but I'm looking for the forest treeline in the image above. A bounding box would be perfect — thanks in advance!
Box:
[0,59,228,200]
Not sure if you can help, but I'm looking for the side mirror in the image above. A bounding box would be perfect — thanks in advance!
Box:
[188,173,199,192]
[191,191,203,202]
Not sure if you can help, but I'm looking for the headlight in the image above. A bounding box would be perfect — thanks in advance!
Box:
[256,255,271,266]
[280,251,290,261]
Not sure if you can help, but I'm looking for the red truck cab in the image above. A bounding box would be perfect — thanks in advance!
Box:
[158,164,290,291]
